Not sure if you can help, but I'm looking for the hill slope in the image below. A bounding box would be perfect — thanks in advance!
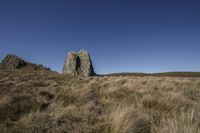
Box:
[0,54,51,71]
[0,67,200,133]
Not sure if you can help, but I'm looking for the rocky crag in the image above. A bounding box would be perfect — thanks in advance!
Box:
[63,50,95,77]
[0,54,51,71]
[1,54,28,69]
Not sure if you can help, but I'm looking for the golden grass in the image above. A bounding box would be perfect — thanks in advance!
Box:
[0,68,200,132]
[108,105,150,133]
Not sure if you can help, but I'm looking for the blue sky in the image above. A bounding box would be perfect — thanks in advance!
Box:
[0,0,200,74]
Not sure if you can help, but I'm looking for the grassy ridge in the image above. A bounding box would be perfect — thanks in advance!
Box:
[104,72,200,77]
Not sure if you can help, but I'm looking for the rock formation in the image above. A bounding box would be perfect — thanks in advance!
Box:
[63,50,95,77]
[1,54,27,69]
[1,54,51,71]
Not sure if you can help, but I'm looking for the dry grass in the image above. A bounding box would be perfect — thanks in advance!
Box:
[0,68,200,133]
[108,105,151,133]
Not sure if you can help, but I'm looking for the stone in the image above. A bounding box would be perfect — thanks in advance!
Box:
[0,54,51,71]
[1,54,27,69]
[63,50,95,77]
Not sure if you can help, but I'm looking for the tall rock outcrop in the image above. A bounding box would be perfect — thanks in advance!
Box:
[63,50,95,77]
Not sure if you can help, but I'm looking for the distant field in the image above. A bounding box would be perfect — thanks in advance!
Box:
[0,68,200,133]
[104,72,200,77]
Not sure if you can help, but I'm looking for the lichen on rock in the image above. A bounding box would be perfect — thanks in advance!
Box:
[63,50,95,77]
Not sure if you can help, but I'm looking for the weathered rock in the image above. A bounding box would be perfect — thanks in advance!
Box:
[1,54,27,69]
[1,54,51,71]
[63,50,95,77]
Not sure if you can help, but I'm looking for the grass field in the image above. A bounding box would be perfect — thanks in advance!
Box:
[0,67,200,133]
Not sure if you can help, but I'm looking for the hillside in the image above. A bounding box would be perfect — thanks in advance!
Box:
[104,72,200,77]
[0,66,200,133]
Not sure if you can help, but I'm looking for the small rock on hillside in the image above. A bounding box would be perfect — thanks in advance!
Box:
[1,54,51,71]
[1,54,27,69]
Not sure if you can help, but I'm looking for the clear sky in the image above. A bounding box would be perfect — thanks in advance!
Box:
[0,0,200,74]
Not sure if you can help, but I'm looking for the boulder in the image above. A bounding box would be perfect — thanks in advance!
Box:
[63,50,95,77]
